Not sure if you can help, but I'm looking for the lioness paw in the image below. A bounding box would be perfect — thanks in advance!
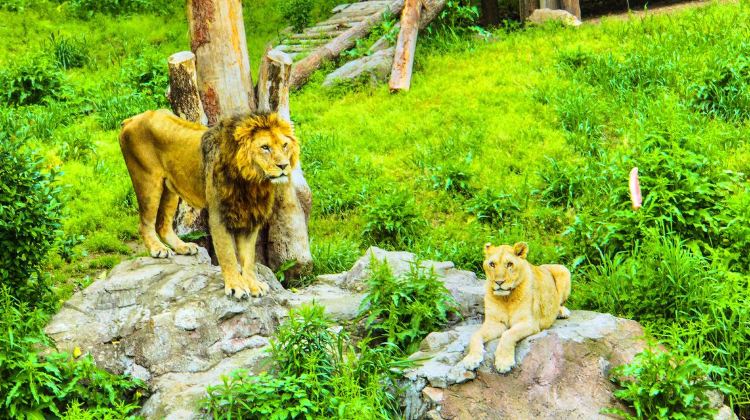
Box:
[174,242,199,256]
[558,306,571,319]
[494,353,515,373]
[459,353,483,371]
[150,246,174,259]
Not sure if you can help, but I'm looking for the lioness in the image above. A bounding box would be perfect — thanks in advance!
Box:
[459,242,571,373]
[119,110,299,299]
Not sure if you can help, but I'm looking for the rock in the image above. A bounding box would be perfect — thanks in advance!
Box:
[46,253,291,419]
[528,8,582,27]
[342,246,456,291]
[402,311,647,419]
[323,48,395,87]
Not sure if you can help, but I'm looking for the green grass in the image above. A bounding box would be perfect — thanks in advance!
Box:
[3,0,750,417]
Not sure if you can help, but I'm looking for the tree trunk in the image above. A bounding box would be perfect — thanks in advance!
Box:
[167,51,212,257]
[254,49,313,277]
[187,0,256,123]
[389,0,421,92]
[480,0,501,26]
[519,0,537,21]
[290,0,406,89]
[561,0,581,18]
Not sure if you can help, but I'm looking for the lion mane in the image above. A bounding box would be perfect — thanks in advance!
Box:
[458,242,571,373]
[119,110,299,299]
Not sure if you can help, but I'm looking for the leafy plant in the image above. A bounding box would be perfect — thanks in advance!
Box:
[362,189,426,248]
[48,32,89,70]
[465,188,522,226]
[359,258,459,352]
[65,0,175,18]
[689,55,750,122]
[605,346,732,419]
[0,56,66,106]
[0,138,62,308]
[279,0,314,32]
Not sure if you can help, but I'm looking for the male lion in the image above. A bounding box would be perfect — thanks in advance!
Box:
[459,242,571,373]
[119,110,299,299]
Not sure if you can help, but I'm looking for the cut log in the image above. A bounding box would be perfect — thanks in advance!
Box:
[187,0,256,124]
[561,0,581,18]
[255,49,312,276]
[167,51,208,126]
[167,51,210,253]
[519,0,538,21]
[480,0,501,25]
[389,0,421,92]
[290,0,406,88]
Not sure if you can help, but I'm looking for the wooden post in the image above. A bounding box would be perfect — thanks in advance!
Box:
[166,51,211,254]
[480,0,501,26]
[187,0,256,123]
[254,49,313,276]
[561,0,581,19]
[389,0,421,92]
[167,51,208,126]
[519,0,538,21]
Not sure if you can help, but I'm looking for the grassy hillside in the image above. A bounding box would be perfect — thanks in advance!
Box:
[2,0,749,417]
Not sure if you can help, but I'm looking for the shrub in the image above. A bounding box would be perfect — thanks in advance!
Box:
[95,91,156,130]
[465,188,522,226]
[0,56,66,106]
[270,303,338,378]
[279,0,314,32]
[121,50,169,104]
[359,258,459,352]
[605,346,732,420]
[48,32,89,70]
[0,288,145,418]
[689,55,750,122]
[0,138,62,308]
[362,190,426,248]
[426,155,475,196]
[65,0,175,18]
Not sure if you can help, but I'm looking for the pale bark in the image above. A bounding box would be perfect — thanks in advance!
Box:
[389,0,421,92]
[187,0,256,123]
[290,0,406,88]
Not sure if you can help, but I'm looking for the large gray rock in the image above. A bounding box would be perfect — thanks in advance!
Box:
[527,8,582,26]
[323,47,395,87]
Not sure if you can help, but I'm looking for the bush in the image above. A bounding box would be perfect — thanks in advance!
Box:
[0,138,62,308]
[203,304,408,418]
[605,346,732,419]
[121,50,169,104]
[279,0,314,32]
[95,91,156,130]
[465,188,522,226]
[65,0,175,18]
[48,32,89,70]
[0,288,145,418]
[359,258,459,352]
[690,55,750,122]
[362,190,426,248]
[0,56,66,106]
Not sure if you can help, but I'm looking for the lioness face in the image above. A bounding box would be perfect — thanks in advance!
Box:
[234,113,300,184]
[483,242,529,297]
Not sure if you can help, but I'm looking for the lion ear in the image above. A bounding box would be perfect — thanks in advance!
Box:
[483,242,493,257]
[513,242,528,259]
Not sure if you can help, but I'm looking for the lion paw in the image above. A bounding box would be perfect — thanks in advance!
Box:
[224,275,251,300]
[494,353,515,373]
[247,279,269,298]
[558,306,571,319]
[174,242,199,256]
[459,353,483,371]
[150,246,174,259]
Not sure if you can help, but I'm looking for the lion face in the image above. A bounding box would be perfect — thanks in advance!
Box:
[483,242,529,297]
[233,113,300,184]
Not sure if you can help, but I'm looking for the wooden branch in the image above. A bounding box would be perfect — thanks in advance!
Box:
[187,0,255,124]
[257,49,293,121]
[167,51,208,126]
[389,0,421,92]
[290,0,406,89]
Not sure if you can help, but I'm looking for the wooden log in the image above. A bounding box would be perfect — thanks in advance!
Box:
[389,0,421,92]
[167,51,211,253]
[480,0,501,25]
[167,51,208,126]
[290,0,406,88]
[561,0,581,18]
[255,49,312,276]
[187,0,256,124]
[519,0,538,21]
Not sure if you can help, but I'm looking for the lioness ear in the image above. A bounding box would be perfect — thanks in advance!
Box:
[513,242,528,259]
[483,242,493,257]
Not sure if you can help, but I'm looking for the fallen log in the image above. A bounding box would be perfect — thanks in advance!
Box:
[389,0,421,92]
